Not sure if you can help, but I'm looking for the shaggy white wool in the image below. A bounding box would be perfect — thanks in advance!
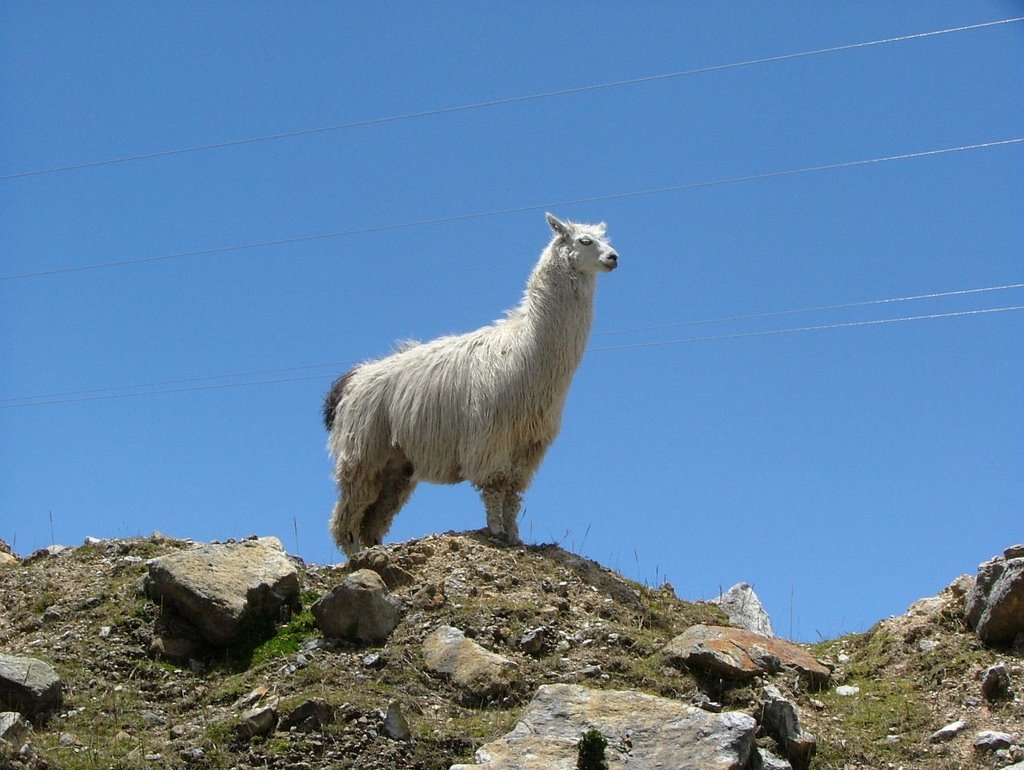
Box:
[325,213,618,555]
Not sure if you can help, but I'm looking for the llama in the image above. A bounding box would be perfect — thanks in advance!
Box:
[323,213,618,556]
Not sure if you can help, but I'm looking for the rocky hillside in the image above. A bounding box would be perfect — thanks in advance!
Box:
[0,533,1021,770]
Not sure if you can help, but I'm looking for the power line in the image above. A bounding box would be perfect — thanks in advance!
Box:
[10,282,1013,405]
[0,360,357,405]
[589,305,1024,353]
[592,283,1024,337]
[2,16,1020,182]
[3,137,1021,282]
[0,373,335,409]
[3,299,1020,409]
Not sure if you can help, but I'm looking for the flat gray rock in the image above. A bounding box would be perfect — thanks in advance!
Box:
[144,537,300,646]
[450,683,756,770]
[0,711,31,746]
[0,654,63,718]
[759,684,815,770]
[423,626,521,702]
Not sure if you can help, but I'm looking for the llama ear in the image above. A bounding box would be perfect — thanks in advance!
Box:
[595,222,607,236]
[546,212,571,239]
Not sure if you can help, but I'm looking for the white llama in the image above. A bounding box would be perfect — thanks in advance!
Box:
[323,213,618,556]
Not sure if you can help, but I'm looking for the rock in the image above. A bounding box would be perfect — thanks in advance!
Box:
[834,685,859,696]
[382,702,411,741]
[710,582,774,637]
[24,545,69,564]
[279,699,335,732]
[0,712,31,746]
[0,540,17,569]
[0,654,63,718]
[758,748,794,770]
[144,537,300,646]
[410,581,446,610]
[236,705,278,739]
[449,683,756,770]
[348,548,415,589]
[966,545,1024,645]
[974,730,1015,752]
[663,625,830,688]
[311,569,401,644]
[758,684,815,770]
[233,685,270,710]
[518,627,546,655]
[929,719,967,743]
[982,664,1012,702]
[423,626,521,702]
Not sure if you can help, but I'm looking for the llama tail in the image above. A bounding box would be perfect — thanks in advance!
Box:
[323,368,357,431]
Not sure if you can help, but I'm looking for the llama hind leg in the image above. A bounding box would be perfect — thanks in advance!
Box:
[477,475,523,545]
[500,488,523,545]
[329,475,382,557]
[479,485,505,539]
[358,461,416,548]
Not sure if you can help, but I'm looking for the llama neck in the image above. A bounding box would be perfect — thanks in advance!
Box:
[517,244,596,366]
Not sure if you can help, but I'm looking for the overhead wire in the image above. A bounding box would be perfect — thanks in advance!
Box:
[1,16,1021,181]
[592,283,1024,336]
[588,305,1024,353]
[1,18,1020,407]
[2,286,1021,409]
[2,137,1021,282]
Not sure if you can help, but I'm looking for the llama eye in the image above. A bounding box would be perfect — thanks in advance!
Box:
[578,237,593,246]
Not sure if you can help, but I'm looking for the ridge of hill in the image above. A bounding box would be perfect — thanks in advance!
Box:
[0,532,1021,770]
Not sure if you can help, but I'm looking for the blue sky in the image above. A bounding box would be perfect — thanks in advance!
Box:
[1,2,1021,641]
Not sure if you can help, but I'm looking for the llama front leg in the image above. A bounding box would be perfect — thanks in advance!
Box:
[478,476,523,545]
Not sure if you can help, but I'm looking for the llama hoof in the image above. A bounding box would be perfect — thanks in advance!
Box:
[488,531,523,548]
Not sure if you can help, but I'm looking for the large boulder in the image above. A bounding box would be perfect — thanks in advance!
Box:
[423,626,521,702]
[450,683,756,770]
[710,582,774,637]
[0,655,63,718]
[311,569,401,644]
[664,625,830,688]
[965,544,1024,646]
[144,537,300,646]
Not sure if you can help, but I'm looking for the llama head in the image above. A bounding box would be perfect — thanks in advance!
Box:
[546,212,618,274]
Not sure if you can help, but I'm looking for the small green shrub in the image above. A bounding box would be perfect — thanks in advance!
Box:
[577,728,609,770]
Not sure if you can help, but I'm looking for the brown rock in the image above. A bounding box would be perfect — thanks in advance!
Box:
[348,548,415,589]
[663,625,830,687]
